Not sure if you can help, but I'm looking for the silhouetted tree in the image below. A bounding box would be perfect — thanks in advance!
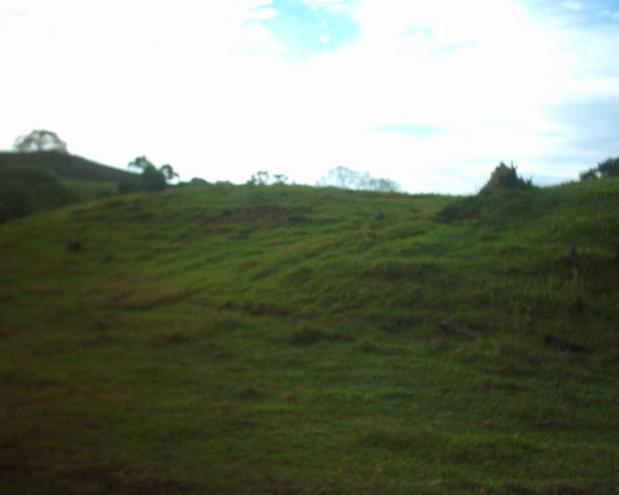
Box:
[579,168,599,181]
[369,177,401,193]
[318,166,357,189]
[13,130,68,153]
[128,156,155,172]
[160,164,179,182]
[140,164,167,191]
[273,174,288,185]
[596,157,619,178]
[246,171,290,186]
[127,156,178,190]
[247,171,270,186]
[317,166,401,192]
[579,157,619,181]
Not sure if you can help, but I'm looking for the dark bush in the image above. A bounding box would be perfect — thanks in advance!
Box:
[579,157,619,181]
[596,157,619,178]
[579,168,599,181]
[140,165,167,191]
[480,162,533,193]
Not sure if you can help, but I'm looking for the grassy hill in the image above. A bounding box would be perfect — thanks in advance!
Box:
[1,180,618,493]
[0,152,134,183]
[0,152,136,222]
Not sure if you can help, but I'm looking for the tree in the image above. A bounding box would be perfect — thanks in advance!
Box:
[317,166,357,189]
[480,162,533,193]
[13,130,68,153]
[159,164,179,182]
[246,171,290,186]
[317,166,401,193]
[579,168,599,181]
[596,157,619,178]
[140,164,167,191]
[127,156,178,190]
[579,157,619,181]
[247,171,270,186]
[128,155,155,172]
[273,174,288,185]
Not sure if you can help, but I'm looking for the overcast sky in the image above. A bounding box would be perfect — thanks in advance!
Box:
[1,0,618,193]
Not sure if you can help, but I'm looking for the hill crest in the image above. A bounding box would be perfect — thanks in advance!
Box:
[0,151,135,183]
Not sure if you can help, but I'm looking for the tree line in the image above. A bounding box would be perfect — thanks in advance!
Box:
[579,158,619,181]
[11,129,619,195]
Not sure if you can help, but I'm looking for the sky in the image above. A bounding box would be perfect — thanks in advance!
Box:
[1,0,618,193]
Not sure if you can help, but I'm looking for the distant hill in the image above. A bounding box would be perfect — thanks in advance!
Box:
[0,151,135,183]
[0,152,138,223]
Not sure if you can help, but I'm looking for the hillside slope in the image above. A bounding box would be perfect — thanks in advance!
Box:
[0,152,136,222]
[1,182,618,493]
[0,151,134,183]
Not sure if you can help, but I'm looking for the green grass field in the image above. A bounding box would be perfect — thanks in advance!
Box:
[1,180,618,494]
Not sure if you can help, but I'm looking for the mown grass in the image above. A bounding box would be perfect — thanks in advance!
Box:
[1,181,618,493]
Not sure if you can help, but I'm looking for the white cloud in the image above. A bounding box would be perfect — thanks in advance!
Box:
[1,0,618,192]
[303,0,352,12]
[562,2,583,11]
[248,6,278,21]
[601,9,619,21]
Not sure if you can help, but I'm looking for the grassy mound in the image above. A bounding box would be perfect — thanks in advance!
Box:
[1,182,618,493]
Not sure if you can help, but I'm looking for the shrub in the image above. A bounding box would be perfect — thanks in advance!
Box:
[317,166,401,192]
[596,157,619,178]
[579,168,599,181]
[579,157,619,181]
[123,156,175,192]
[140,164,167,191]
[189,177,209,185]
[480,162,533,194]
